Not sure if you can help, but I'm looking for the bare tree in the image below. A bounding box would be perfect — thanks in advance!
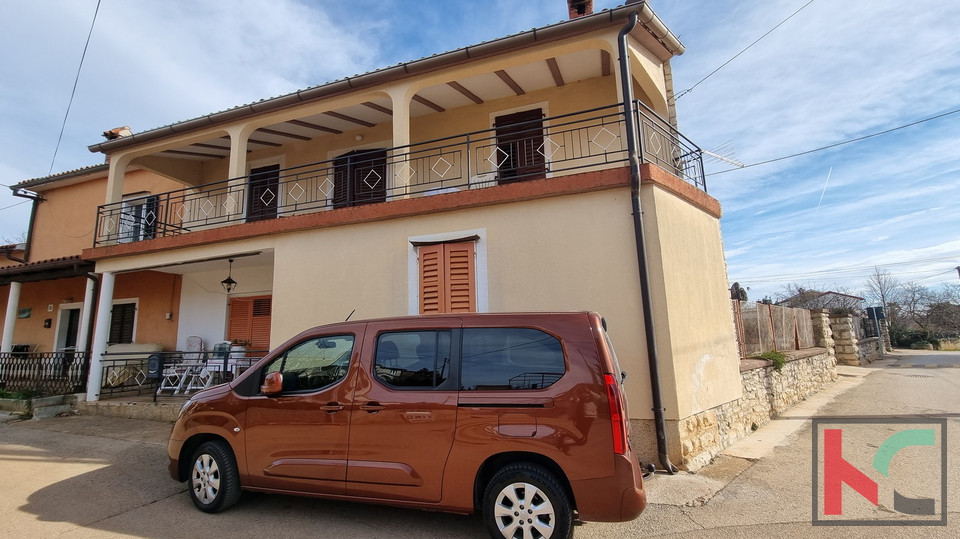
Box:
[1,230,27,245]
[863,267,903,320]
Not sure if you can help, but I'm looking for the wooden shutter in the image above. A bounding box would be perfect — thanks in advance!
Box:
[108,303,136,344]
[419,242,475,314]
[228,295,272,350]
[494,108,546,183]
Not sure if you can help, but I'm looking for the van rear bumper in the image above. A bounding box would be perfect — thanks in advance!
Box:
[569,453,646,522]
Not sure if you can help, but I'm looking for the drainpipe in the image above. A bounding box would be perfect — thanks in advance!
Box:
[4,188,43,264]
[619,11,678,474]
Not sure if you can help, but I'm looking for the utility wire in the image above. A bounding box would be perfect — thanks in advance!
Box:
[707,107,960,177]
[676,0,816,100]
[49,0,102,176]
[734,255,959,282]
[0,200,30,212]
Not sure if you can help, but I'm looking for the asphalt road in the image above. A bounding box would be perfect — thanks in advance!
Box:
[1,350,958,538]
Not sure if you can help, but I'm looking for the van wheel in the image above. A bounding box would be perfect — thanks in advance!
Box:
[483,462,573,539]
[189,440,242,513]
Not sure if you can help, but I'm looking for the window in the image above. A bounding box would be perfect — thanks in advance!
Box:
[247,164,280,222]
[108,302,137,344]
[460,328,565,390]
[494,108,546,183]
[333,149,387,208]
[374,331,451,388]
[419,242,476,314]
[228,296,272,350]
[262,335,354,393]
[118,195,158,243]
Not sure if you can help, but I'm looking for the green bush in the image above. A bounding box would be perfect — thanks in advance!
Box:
[753,350,787,371]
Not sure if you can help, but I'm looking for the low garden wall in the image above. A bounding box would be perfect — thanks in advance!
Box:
[669,347,837,470]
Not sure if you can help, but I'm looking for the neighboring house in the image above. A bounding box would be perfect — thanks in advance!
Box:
[0,165,187,393]
[778,290,864,312]
[2,0,743,469]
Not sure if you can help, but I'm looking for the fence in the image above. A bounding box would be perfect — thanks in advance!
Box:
[732,301,816,358]
[99,349,267,398]
[0,351,90,396]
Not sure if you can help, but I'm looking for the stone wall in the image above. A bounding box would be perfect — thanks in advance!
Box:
[830,314,861,365]
[656,348,837,471]
[858,337,882,363]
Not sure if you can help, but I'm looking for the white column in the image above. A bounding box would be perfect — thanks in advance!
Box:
[1,281,22,353]
[75,275,97,353]
[85,272,115,402]
[388,86,413,198]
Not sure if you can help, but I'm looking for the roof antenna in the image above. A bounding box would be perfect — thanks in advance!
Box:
[345,309,356,322]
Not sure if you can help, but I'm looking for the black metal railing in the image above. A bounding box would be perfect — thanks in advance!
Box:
[0,351,90,396]
[94,101,704,245]
[99,349,267,398]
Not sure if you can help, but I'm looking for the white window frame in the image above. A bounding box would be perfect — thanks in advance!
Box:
[407,228,488,315]
[108,298,140,344]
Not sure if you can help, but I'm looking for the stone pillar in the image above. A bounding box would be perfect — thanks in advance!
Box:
[829,313,860,366]
[810,309,835,358]
[1,281,22,353]
[86,272,115,402]
[881,320,893,351]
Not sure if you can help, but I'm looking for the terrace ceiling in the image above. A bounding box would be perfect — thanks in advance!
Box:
[159,47,613,162]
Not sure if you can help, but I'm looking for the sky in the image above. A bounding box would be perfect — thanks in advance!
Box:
[1,0,958,301]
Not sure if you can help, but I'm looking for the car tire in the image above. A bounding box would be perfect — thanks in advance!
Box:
[483,462,573,539]
[188,440,242,513]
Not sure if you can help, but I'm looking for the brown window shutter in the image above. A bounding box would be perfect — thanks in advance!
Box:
[419,244,444,314]
[419,242,475,314]
[444,242,476,313]
[228,295,272,349]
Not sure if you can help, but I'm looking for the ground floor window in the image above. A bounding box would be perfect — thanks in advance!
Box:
[108,302,137,344]
[418,241,476,314]
[228,295,272,350]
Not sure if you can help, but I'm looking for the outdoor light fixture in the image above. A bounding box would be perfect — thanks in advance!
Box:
[221,259,237,293]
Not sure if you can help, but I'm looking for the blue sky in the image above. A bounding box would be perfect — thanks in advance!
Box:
[1,0,958,300]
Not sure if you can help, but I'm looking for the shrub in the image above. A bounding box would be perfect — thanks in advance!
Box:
[753,350,787,371]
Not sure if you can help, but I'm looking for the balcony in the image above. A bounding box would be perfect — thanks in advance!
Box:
[94,101,704,246]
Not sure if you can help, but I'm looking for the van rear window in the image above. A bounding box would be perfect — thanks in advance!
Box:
[460,328,565,390]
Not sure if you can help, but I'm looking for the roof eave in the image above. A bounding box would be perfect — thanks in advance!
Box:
[87,2,684,155]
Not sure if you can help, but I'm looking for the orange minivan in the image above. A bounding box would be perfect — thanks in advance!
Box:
[168,312,646,539]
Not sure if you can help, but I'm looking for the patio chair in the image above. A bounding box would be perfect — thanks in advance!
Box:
[157,336,205,396]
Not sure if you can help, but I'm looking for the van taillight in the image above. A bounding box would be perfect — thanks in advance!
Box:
[604,374,627,455]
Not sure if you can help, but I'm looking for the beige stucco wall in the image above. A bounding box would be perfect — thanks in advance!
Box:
[266,188,657,419]
[640,184,741,419]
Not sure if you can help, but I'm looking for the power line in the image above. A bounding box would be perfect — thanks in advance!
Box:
[0,200,30,212]
[707,107,960,176]
[49,0,102,176]
[734,255,959,283]
[676,0,816,100]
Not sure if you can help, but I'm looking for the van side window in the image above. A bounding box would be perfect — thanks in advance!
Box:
[375,331,451,388]
[460,328,565,390]
[262,335,353,393]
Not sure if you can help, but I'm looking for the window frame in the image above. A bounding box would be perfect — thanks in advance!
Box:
[259,333,356,395]
[458,326,568,392]
[107,299,139,345]
[407,229,488,315]
[372,329,461,391]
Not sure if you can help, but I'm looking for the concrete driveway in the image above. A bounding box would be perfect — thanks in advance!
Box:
[1,350,957,538]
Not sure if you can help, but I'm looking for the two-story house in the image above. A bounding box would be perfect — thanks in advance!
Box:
[2,1,742,470]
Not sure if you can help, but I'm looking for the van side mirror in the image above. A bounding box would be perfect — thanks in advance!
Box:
[261,371,283,396]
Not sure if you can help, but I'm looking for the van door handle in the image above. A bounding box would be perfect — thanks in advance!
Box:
[320,402,344,413]
[360,401,386,413]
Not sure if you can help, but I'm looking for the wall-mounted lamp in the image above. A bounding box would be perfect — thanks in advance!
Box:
[221,259,238,293]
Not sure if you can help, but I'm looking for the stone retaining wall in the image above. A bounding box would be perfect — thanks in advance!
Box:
[830,314,861,365]
[667,348,837,470]
[858,337,882,363]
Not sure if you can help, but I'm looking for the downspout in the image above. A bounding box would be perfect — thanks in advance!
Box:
[83,273,100,354]
[619,10,678,474]
[4,188,44,264]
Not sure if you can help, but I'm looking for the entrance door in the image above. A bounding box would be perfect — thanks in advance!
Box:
[494,108,546,183]
[345,319,460,502]
[247,164,280,222]
[242,329,361,495]
[332,149,387,208]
